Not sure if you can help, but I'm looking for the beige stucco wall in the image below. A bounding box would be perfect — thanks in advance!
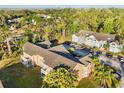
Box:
[73,63,93,81]
[32,55,45,66]
[23,52,32,58]
[22,52,53,75]
[73,63,84,81]
[46,66,53,75]
[22,52,93,81]
[23,52,45,66]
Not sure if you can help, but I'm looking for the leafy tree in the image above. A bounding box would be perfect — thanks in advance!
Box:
[104,18,115,34]
[69,47,75,54]
[0,24,12,56]
[42,67,78,88]
[0,8,124,60]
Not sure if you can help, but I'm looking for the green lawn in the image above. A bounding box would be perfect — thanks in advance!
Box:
[0,57,99,88]
[0,63,42,88]
[77,77,100,88]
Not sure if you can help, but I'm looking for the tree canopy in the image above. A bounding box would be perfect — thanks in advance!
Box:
[42,67,78,88]
[0,8,124,59]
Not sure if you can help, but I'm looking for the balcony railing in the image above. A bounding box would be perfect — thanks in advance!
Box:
[41,69,47,75]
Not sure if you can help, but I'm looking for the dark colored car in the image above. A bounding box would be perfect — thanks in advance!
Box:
[96,51,102,55]
[106,53,113,58]
[121,62,124,65]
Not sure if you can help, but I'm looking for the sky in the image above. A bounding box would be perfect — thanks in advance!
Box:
[0,5,124,9]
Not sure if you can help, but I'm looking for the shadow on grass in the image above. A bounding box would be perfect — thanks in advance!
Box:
[0,63,42,88]
[77,77,100,88]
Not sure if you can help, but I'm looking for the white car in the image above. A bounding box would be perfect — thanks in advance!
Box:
[120,58,124,62]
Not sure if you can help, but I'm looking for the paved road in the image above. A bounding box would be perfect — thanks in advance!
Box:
[99,55,121,70]
[119,62,124,88]
[119,73,124,88]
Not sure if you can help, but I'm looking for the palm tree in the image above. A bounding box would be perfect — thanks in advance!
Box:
[6,37,12,55]
[92,58,121,88]
[1,23,12,56]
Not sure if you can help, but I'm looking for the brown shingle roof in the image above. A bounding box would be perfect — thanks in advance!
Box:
[23,42,78,69]
[48,45,91,66]
[79,54,92,66]
[49,45,69,53]
[48,45,80,63]
[38,40,51,46]
[75,30,115,41]
[36,40,51,49]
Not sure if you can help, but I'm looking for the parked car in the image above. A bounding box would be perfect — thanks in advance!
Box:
[118,55,122,60]
[94,51,102,57]
[121,62,124,65]
[106,53,113,58]
[120,58,124,62]
[96,51,102,55]
[119,61,124,71]
[118,55,124,62]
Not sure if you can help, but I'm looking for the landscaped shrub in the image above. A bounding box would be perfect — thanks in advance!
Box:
[42,67,78,88]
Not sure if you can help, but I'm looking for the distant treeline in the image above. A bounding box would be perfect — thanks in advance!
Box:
[0,8,124,59]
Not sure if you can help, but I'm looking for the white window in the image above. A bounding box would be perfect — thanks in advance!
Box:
[41,63,48,75]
